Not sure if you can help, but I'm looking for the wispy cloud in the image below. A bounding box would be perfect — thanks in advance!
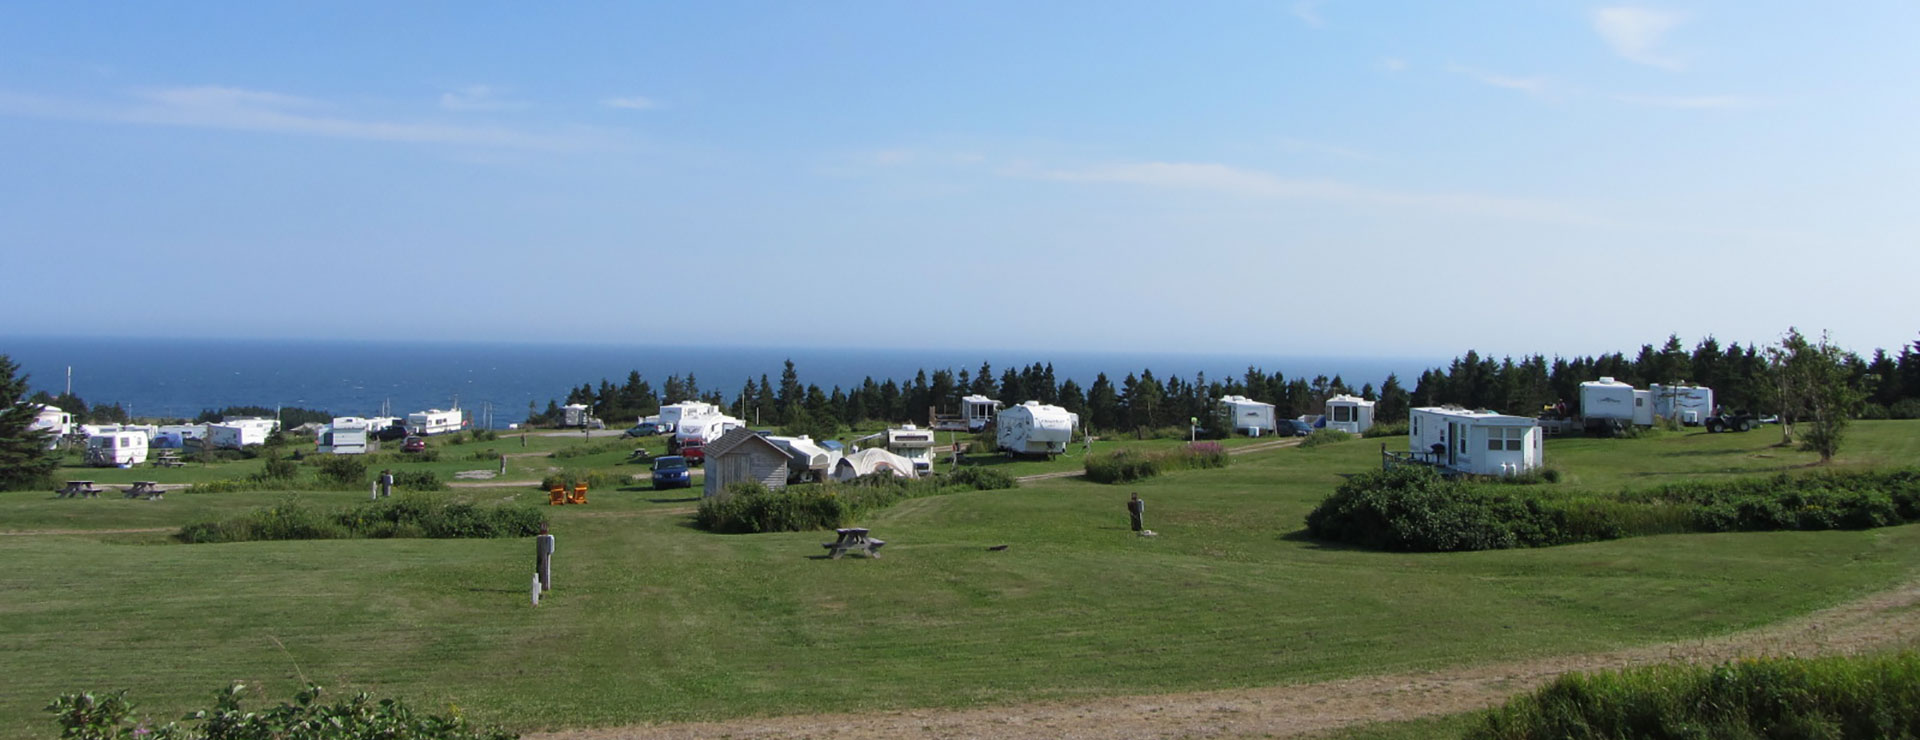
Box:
[1377,57,1408,73]
[439,85,525,112]
[1449,64,1553,96]
[1613,93,1761,109]
[1592,7,1687,69]
[1009,160,1585,223]
[1290,0,1325,28]
[601,95,660,111]
[0,85,594,150]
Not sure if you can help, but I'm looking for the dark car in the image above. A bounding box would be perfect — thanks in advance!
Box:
[623,422,660,438]
[374,424,410,442]
[1284,419,1314,437]
[401,436,427,452]
[651,456,691,489]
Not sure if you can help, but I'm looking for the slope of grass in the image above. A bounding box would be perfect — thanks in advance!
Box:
[2,423,1918,737]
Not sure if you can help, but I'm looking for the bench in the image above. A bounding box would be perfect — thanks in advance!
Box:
[124,481,164,500]
[822,528,885,559]
[548,487,567,506]
[568,484,588,505]
[57,481,102,498]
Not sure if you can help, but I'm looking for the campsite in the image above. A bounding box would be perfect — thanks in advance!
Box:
[5,417,1920,739]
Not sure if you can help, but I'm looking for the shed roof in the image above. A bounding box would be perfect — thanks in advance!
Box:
[705,426,789,458]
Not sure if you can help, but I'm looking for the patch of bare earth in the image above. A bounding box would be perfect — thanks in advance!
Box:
[533,576,1920,740]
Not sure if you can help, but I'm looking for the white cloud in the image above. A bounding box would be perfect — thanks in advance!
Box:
[1449,64,1553,96]
[1010,160,1585,223]
[439,85,525,112]
[1377,57,1408,73]
[1613,93,1760,109]
[0,86,592,150]
[1592,7,1687,69]
[601,95,660,110]
[1290,0,1325,28]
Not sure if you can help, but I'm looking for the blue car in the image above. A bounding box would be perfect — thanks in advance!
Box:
[1284,419,1314,437]
[651,455,691,489]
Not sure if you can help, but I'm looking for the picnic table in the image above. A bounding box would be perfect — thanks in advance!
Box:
[124,481,164,500]
[822,528,884,559]
[57,480,102,498]
[152,451,186,468]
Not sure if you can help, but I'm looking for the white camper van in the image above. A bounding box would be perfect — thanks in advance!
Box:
[85,431,149,467]
[996,401,1079,457]
[885,425,938,474]
[1218,395,1276,437]
[406,408,465,436]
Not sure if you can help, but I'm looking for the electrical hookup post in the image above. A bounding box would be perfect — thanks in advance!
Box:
[532,524,555,605]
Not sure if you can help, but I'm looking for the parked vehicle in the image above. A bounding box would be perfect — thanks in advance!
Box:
[1284,419,1314,436]
[680,441,706,465]
[651,455,691,489]
[623,422,660,438]
[1704,412,1760,433]
[401,436,427,452]
[374,423,410,442]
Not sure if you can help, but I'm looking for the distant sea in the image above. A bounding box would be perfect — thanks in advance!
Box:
[3,337,1441,428]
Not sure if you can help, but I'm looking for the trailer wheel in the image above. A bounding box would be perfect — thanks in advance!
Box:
[1706,419,1723,433]
[1735,418,1752,432]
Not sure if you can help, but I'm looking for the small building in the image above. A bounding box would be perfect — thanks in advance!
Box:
[1408,407,1542,476]
[1323,394,1376,435]
[703,427,792,497]
[85,430,149,467]
[832,448,915,481]
[1218,395,1276,437]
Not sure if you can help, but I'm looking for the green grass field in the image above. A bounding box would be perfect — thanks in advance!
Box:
[4,422,1918,738]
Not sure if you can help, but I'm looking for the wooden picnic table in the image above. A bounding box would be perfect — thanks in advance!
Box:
[124,481,164,500]
[822,528,885,559]
[57,480,102,498]
[152,451,186,468]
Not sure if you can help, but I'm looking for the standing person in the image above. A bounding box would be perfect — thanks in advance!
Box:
[378,469,394,498]
[1127,492,1145,532]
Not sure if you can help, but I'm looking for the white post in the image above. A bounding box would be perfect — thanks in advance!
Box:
[530,573,542,606]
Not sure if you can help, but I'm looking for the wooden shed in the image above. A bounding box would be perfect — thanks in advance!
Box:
[703,427,792,498]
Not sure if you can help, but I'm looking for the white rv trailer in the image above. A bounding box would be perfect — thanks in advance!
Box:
[996,401,1079,457]
[561,404,604,429]
[658,401,720,434]
[29,405,73,449]
[316,422,370,455]
[208,418,278,449]
[84,431,149,467]
[1218,395,1276,437]
[1649,383,1714,426]
[157,424,208,442]
[766,435,843,483]
[1578,377,1653,433]
[931,395,1003,432]
[885,425,938,475]
[406,408,466,436]
[1408,407,1542,476]
[1323,395,1376,435]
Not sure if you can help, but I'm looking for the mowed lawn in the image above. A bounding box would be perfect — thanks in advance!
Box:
[3,422,1919,737]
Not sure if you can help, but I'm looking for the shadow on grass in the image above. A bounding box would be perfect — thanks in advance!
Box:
[1278,528,1375,552]
[647,496,700,503]
[1660,448,1749,457]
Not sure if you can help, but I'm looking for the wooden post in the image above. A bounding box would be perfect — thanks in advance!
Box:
[535,531,555,592]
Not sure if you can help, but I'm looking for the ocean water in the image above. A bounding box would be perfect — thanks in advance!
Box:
[2,337,1439,427]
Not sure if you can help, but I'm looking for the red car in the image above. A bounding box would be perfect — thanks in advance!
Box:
[401,436,427,452]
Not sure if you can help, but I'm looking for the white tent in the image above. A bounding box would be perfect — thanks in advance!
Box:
[832,448,915,481]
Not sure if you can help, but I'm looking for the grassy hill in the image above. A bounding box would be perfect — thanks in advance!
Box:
[3,422,1918,737]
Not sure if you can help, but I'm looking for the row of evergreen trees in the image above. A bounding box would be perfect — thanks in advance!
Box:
[538,331,1920,438]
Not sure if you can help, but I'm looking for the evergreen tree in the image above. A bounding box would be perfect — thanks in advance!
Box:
[1087,373,1120,431]
[0,355,58,490]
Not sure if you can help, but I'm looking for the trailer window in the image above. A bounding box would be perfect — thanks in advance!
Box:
[1332,406,1352,422]
[1487,427,1525,451]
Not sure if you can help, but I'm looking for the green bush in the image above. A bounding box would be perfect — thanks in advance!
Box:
[696,481,849,534]
[1892,399,1920,420]
[178,496,346,544]
[181,495,544,544]
[1307,466,1920,552]
[538,470,622,491]
[946,466,1015,491]
[1360,421,1409,439]
[1084,442,1231,484]
[254,457,299,483]
[47,682,516,739]
[1297,429,1354,448]
[313,454,368,488]
[1468,654,1920,740]
[391,470,445,491]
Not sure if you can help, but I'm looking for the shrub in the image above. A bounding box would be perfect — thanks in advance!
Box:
[1891,398,1920,420]
[1297,429,1353,448]
[946,466,1015,491]
[178,496,345,544]
[181,495,544,544]
[254,457,300,483]
[1468,654,1920,740]
[313,454,368,488]
[1360,421,1409,439]
[391,470,444,491]
[1857,402,1890,420]
[696,482,849,534]
[47,682,517,740]
[1085,449,1161,484]
[538,470,622,492]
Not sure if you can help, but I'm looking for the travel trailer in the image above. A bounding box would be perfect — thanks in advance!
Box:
[208,418,278,449]
[1323,395,1376,435]
[886,425,938,474]
[1408,407,1542,476]
[406,408,466,436]
[29,405,72,449]
[84,431,149,467]
[996,401,1079,457]
[1578,377,1653,433]
[316,422,370,455]
[931,395,1002,432]
[561,404,603,429]
[1649,383,1714,426]
[1218,395,1276,437]
[766,435,843,483]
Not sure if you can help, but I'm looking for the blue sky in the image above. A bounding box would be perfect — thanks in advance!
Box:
[3,1,1915,359]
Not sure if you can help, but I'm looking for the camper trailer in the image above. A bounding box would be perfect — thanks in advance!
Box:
[561,404,603,429]
[931,395,1003,432]
[767,435,843,483]
[1218,395,1277,437]
[1324,395,1376,435]
[316,422,370,455]
[1408,407,1542,476]
[84,431,149,467]
[1650,383,1714,426]
[1578,377,1653,433]
[672,412,746,464]
[29,405,72,449]
[996,401,1079,457]
[208,418,277,449]
[886,425,938,475]
[406,408,465,436]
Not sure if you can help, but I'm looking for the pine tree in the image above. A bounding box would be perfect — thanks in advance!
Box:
[0,355,58,491]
